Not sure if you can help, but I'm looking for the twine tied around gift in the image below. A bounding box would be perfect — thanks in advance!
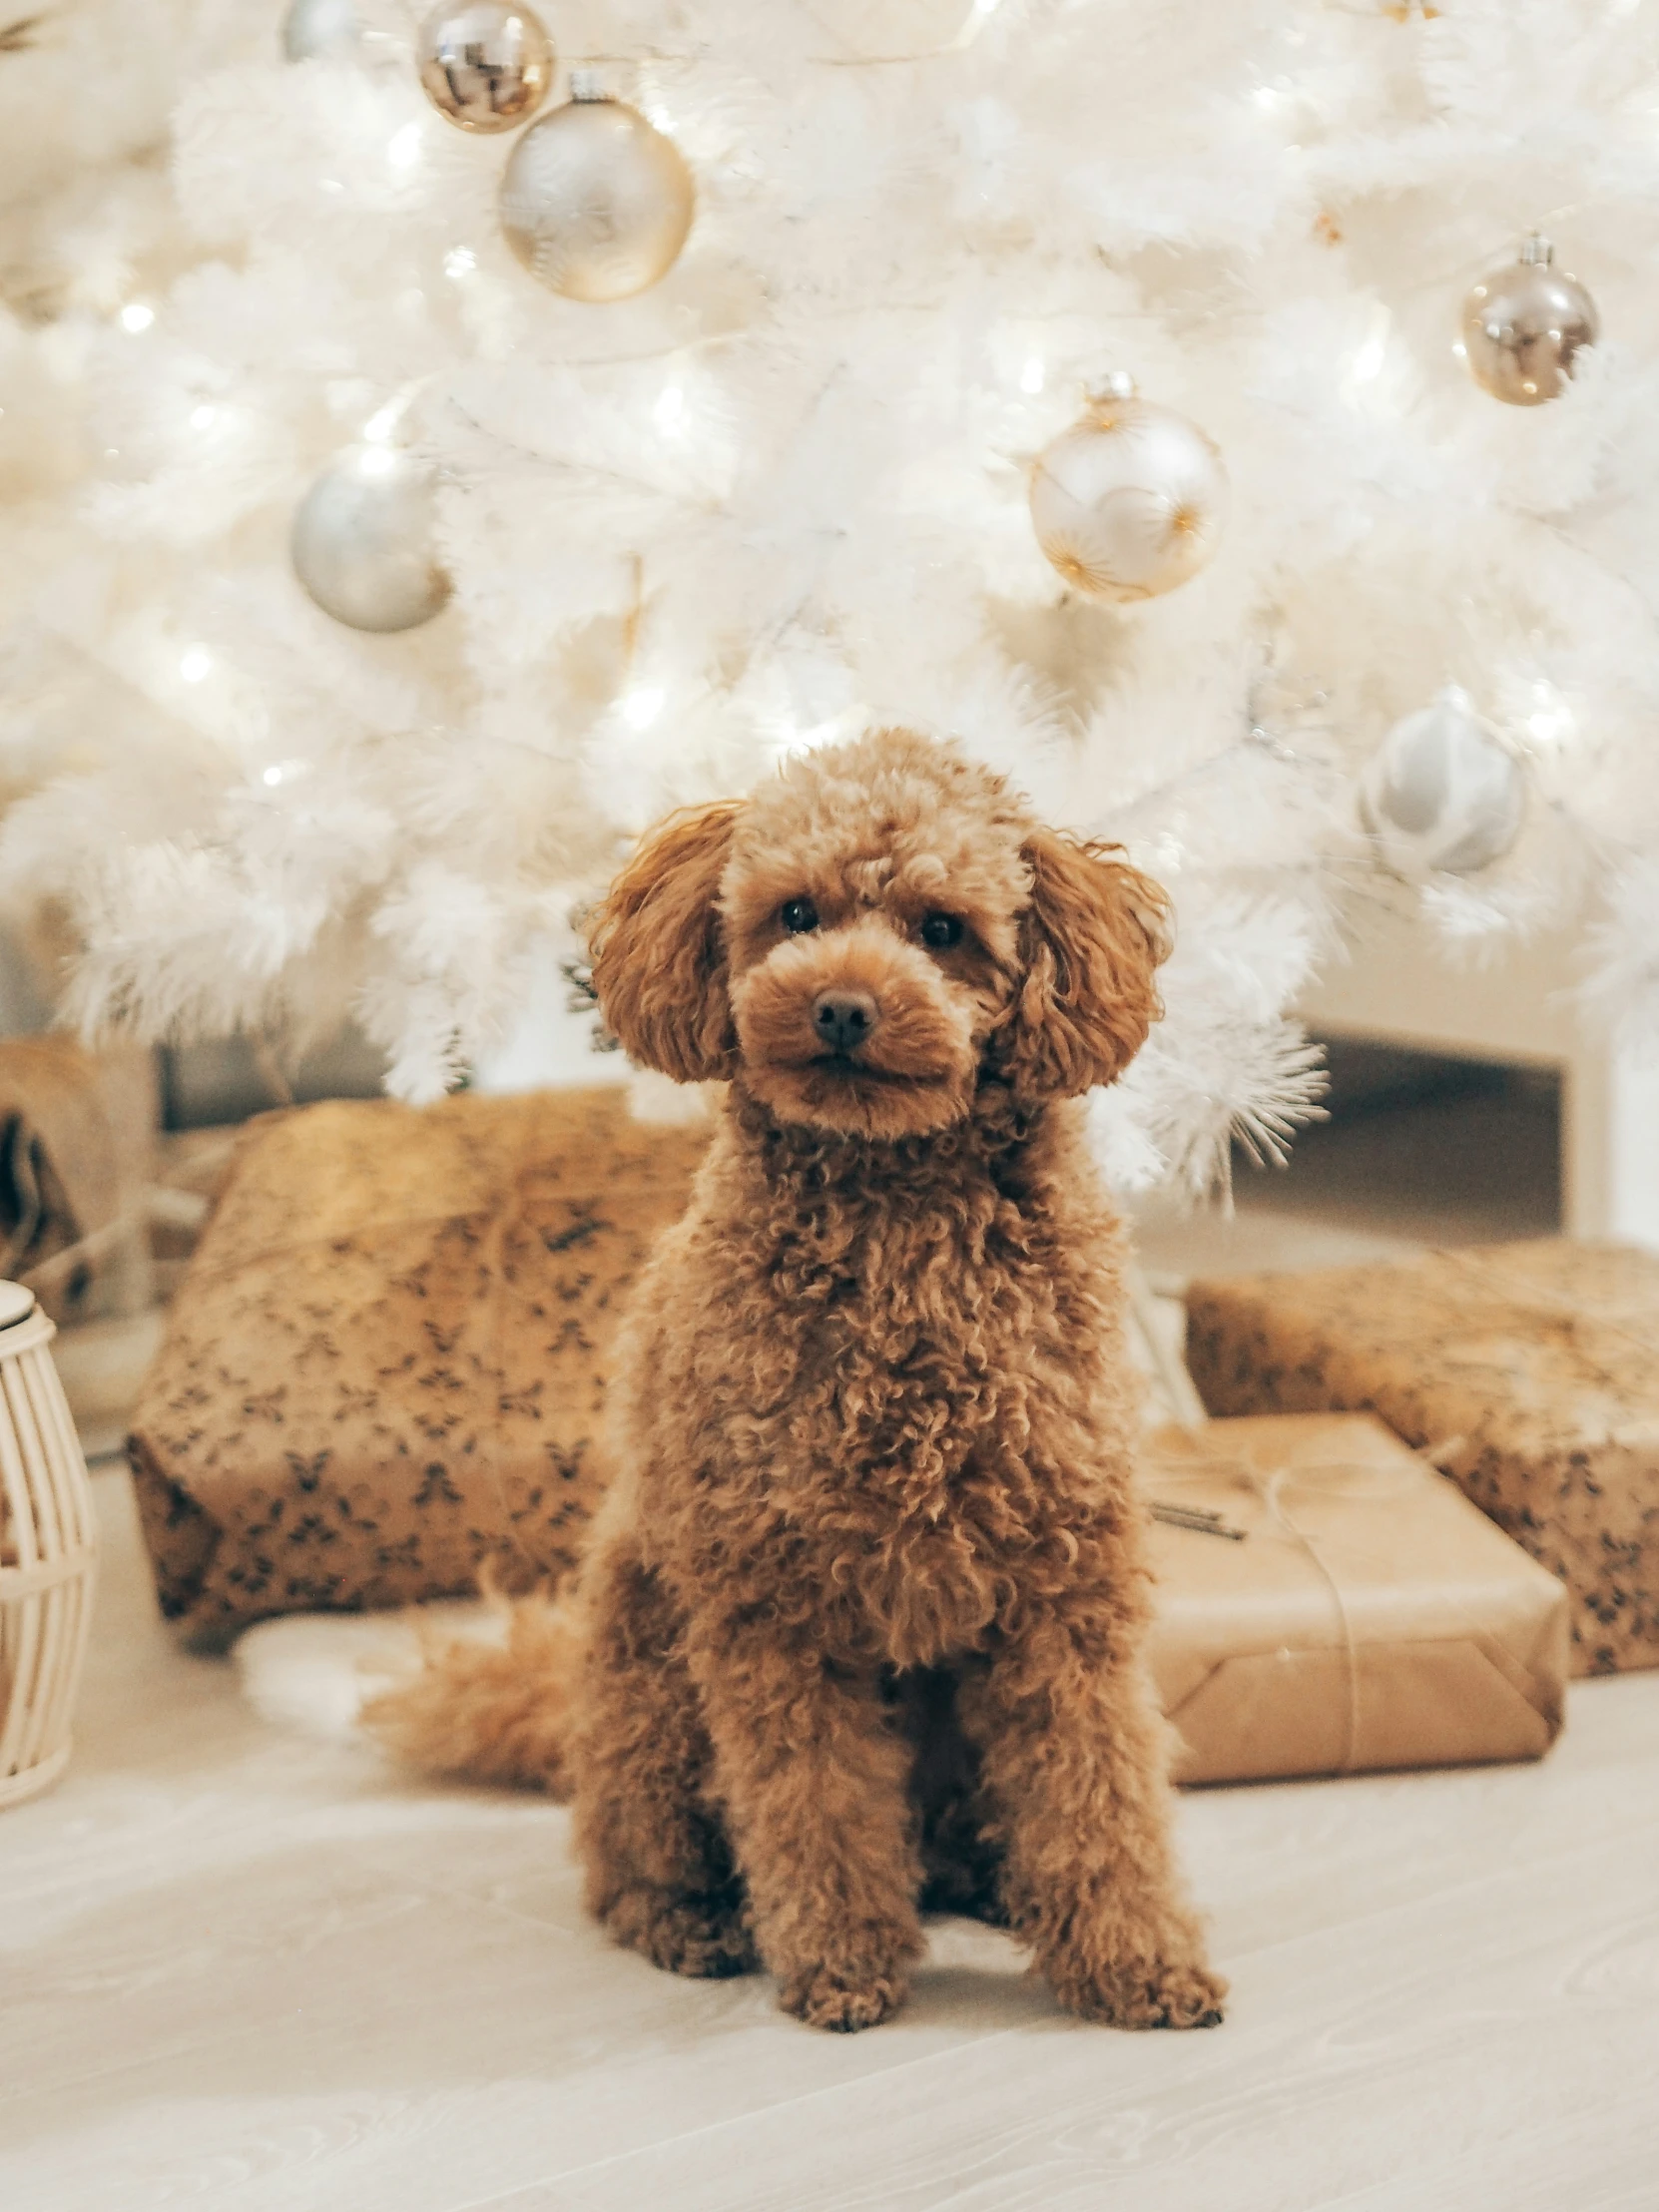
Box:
[1427,1245,1658,1407]
[1144,1427,1469,1777]
[1126,1261,1470,1777]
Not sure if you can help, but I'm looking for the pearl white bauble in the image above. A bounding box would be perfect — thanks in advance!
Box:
[499,80,695,302]
[280,0,358,62]
[1359,687,1524,876]
[1460,236,1599,407]
[416,0,553,134]
[290,444,451,634]
[1028,381,1228,603]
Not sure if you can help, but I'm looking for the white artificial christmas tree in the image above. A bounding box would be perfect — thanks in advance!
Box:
[5,0,1659,1197]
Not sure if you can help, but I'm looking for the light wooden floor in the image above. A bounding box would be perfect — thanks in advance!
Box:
[5,1465,1658,2211]
[6,1112,1658,2211]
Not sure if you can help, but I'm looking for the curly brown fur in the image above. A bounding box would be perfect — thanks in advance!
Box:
[371,728,1224,2035]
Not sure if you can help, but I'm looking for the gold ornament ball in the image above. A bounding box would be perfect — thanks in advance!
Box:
[416,0,552,134]
[1461,236,1599,406]
[291,443,452,634]
[1028,376,1228,603]
[500,78,695,302]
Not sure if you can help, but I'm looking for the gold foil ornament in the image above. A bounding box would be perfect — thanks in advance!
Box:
[1028,374,1228,603]
[1461,236,1599,406]
[499,75,695,302]
[416,1,553,134]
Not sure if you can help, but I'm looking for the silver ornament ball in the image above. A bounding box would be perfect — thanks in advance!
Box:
[416,0,553,134]
[291,442,451,634]
[500,79,695,302]
[280,0,359,63]
[1360,686,1524,876]
[1460,236,1599,406]
[1029,381,1228,603]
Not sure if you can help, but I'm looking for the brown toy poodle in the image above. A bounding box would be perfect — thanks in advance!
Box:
[370,726,1226,2035]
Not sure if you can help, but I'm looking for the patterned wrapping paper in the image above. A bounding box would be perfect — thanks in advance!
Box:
[1142,1413,1570,1786]
[128,1088,709,1647]
[1185,1240,1659,1677]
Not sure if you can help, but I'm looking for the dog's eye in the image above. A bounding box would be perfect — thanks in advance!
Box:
[781,898,820,934]
[919,912,964,950]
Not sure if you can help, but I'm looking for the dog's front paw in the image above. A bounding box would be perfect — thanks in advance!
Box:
[603,1886,761,1980]
[779,1957,910,2033]
[1050,1952,1228,2030]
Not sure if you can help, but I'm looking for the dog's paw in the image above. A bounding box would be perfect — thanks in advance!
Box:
[778,1959,909,2033]
[604,1887,761,1980]
[1051,1953,1228,2031]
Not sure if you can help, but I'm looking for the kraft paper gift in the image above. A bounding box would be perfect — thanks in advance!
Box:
[128,1087,709,1646]
[1185,1240,1659,1675]
[1144,1412,1570,1785]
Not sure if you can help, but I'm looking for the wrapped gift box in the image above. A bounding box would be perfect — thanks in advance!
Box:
[1185,1239,1659,1676]
[128,1088,709,1646]
[1144,1412,1570,1785]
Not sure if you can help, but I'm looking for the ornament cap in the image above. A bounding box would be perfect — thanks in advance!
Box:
[568,67,610,101]
[1084,369,1138,406]
[1518,232,1554,267]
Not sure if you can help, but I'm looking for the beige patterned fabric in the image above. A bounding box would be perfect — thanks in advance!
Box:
[129,1089,709,1647]
[1186,1239,1659,1677]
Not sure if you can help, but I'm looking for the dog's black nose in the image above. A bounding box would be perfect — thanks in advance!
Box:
[813,989,878,1056]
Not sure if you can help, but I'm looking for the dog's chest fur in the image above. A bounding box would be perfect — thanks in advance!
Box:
[630,1093,1135,1669]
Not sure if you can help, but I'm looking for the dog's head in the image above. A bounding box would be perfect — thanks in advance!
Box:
[587,729,1171,1140]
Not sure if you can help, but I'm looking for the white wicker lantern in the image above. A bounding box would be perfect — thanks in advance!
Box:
[0,1283,98,1808]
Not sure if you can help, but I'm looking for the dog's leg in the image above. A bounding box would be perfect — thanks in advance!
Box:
[961,1606,1227,2030]
[575,1541,759,1980]
[693,1626,924,2032]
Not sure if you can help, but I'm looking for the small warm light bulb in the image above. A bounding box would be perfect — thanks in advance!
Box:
[1019,355,1045,395]
[1524,682,1574,746]
[120,302,155,333]
[180,647,212,684]
[1343,304,1392,402]
[653,384,685,432]
[263,765,283,787]
[622,686,666,730]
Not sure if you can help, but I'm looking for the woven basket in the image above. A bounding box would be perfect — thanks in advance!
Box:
[0,1283,98,1808]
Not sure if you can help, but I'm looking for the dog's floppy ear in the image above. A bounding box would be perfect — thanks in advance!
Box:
[1000,829,1172,1102]
[587,800,742,1082]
